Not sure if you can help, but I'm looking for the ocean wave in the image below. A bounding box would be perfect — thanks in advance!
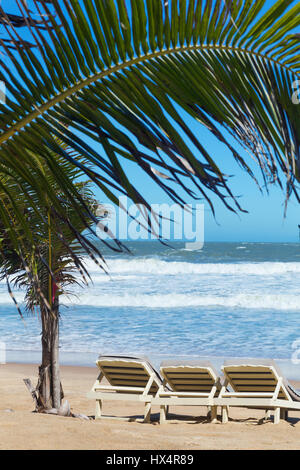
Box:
[1,259,299,285]
[0,291,298,310]
[58,292,300,310]
[83,258,300,277]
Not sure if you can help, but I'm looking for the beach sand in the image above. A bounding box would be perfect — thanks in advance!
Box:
[1,363,300,450]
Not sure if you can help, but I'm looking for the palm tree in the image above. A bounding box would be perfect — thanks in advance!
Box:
[0,0,299,409]
[0,151,101,410]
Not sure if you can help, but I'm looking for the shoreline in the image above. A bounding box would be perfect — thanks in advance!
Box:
[1,362,300,450]
[4,352,300,381]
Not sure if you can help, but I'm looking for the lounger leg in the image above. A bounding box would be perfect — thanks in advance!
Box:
[280,409,288,421]
[95,399,102,420]
[221,406,229,424]
[274,407,280,424]
[160,405,167,424]
[211,406,218,423]
[144,402,151,423]
[166,405,169,418]
[264,410,271,421]
[207,406,212,421]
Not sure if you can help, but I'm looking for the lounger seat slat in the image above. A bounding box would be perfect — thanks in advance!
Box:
[228,374,273,379]
[167,377,212,381]
[171,384,213,388]
[232,380,276,389]
[107,376,150,381]
[102,367,146,373]
[105,371,149,376]
[169,386,214,390]
[166,372,212,376]
[169,378,214,383]
[168,385,214,390]
[229,377,275,381]
[110,380,150,385]
[227,371,273,375]
[101,363,145,371]
[225,367,273,372]
[168,374,213,378]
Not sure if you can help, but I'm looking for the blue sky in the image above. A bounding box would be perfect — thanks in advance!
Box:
[100,0,300,242]
[96,0,299,243]
[101,108,300,243]
[2,0,299,242]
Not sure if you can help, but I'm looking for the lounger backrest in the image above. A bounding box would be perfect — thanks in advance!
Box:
[222,361,289,400]
[160,360,219,394]
[96,356,161,395]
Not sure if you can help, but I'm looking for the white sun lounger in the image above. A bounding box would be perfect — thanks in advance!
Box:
[152,360,222,423]
[215,359,300,424]
[87,355,163,422]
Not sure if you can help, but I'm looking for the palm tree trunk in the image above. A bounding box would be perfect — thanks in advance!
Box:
[37,296,63,410]
[51,296,61,409]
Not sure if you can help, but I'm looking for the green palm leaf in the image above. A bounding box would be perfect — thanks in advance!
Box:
[0,146,106,309]
[0,0,299,225]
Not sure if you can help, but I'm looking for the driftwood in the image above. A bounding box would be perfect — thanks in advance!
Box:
[23,378,90,420]
[23,378,39,409]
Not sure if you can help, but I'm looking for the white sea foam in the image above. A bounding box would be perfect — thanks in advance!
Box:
[0,258,299,311]
[57,292,299,310]
[83,258,300,277]
[2,258,299,283]
[0,290,297,310]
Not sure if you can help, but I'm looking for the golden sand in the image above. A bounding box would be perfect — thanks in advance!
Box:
[1,363,300,450]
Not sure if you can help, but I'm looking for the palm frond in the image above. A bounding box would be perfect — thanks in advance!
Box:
[0,0,298,242]
[0,149,103,314]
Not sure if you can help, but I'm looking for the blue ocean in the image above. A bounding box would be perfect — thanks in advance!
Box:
[1,242,300,376]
